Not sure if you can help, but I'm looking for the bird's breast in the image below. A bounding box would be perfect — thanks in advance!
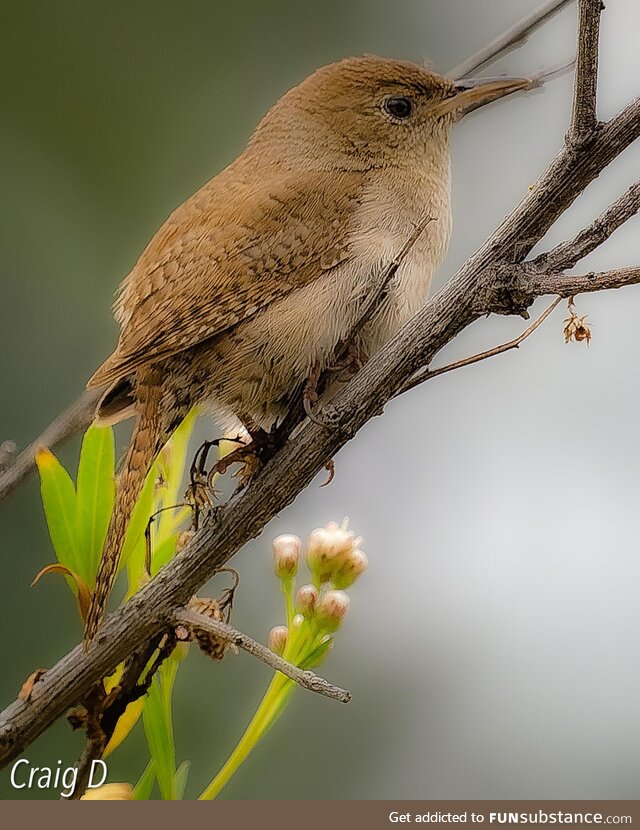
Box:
[351,164,453,352]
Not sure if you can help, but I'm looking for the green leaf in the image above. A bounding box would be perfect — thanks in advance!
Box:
[121,459,159,585]
[31,563,92,622]
[36,448,79,573]
[133,761,156,801]
[173,760,190,801]
[125,409,197,590]
[75,425,115,588]
[147,534,177,579]
[156,409,197,542]
[142,659,178,800]
[299,637,334,670]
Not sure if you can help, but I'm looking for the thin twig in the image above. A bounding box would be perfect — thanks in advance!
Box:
[68,717,105,801]
[448,0,574,79]
[0,389,99,504]
[396,298,562,397]
[400,262,640,400]
[528,265,640,297]
[570,0,602,138]
[531,181,640,272]
[174,607,351,704]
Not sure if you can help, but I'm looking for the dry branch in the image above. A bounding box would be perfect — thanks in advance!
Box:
[175,607,351,703]
[1,1,640,771]
[0,389,99,504]
[448,0,573,79]
[570,0,602,138]
[527,265,640,297]
[532,181,640,271]
[397,298,563,397]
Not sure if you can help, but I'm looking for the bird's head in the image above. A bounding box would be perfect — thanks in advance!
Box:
[249,55,532,172]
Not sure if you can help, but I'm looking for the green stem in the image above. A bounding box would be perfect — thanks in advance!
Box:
[281,576,295,628]
[199,671,294,800]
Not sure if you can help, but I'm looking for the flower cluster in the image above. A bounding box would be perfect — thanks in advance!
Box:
[269,519,367,661]
[200,519,367,799]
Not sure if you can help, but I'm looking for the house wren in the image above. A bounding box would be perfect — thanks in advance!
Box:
[84,56,530,644]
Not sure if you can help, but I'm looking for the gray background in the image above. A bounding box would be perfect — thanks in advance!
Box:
[1,0,639,800]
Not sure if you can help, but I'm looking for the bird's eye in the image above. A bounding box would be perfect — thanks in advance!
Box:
[383,96,413,120]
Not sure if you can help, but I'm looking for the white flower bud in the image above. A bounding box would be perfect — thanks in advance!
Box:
[272,534,301,579]
[306,518,361,583]
[268,625,288,656]
[315,590,350,632]
[332,548,368,589]
[296,584,319,616]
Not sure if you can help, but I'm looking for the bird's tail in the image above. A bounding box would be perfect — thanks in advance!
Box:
[83,376,183,647]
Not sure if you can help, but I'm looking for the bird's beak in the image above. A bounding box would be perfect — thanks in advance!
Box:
[431,75,536,118]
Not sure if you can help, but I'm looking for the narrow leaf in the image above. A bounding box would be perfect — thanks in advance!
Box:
[120,460,158,581]
[156,410,197,542]
[299,637,334,670]
[134,762,156,801]
[104,696,145,758]
[76,425,115,588]
[173,761,190,801]
[143,666,177,800]
[19,668,46,702]
[31,563,92,622]
[36,448,79,572]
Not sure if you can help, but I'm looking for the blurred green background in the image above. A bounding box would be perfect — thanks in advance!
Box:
[2,0,640,800]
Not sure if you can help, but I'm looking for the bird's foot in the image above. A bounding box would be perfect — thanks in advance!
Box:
[303,365,325,425]
[184,438,226,521]
[328,342,369,381]
[320,458,336,487]
[303,345,368,427]
[206,428,273,492]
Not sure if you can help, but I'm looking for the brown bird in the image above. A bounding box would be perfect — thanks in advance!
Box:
[83,56,531,645]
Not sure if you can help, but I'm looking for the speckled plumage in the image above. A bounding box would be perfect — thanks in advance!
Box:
[84,55,516,644]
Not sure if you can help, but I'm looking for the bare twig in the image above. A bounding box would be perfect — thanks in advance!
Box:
[448,0,573,79]
[0,442,16,474]
[397,298,563,397]
[175,607,351,704]
[1,3,640,769]
[527,265,640,297]
[0,389,99,504]
[532,181,640,272]
[570,0,602,138]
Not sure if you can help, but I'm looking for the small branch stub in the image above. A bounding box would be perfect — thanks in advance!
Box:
[570,0,603,139]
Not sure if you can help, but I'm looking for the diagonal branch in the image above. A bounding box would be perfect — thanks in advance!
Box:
[531,181,640,272]
[0,389,99,504]
[526,265,640,297]
[570,0,603,138]
[448,0,574,79]
[396,298,563,397]
[174,607,351,703]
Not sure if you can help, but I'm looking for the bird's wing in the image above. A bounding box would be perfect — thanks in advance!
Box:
[88,168,364,389]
